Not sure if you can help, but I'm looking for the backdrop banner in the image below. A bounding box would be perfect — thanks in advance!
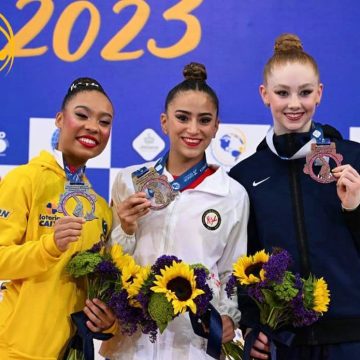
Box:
[0,0,359,200]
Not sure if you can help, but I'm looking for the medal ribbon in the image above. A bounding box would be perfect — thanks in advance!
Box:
[64,162,86,184]
[266,122,330,160]
[154,152,208,191]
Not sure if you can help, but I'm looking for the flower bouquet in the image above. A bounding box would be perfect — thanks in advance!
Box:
[63,241,133,360]
[135,255,213,339]
[106,252,158,340]
[225,248,330,360]
[107,254,226,359]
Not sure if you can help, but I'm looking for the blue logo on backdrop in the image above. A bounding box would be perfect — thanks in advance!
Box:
[210,130,246,167]
[0,131,9,156]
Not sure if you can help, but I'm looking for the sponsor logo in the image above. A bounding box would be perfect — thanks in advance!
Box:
[132,128,165,161]
[45,202,58,215]
[0,13,15,74]
[0,208,11,219]
[38,213,61,227]
[202,209,221,231]
[252,177,271,187]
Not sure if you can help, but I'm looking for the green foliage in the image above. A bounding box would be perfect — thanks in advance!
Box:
[303,274,315,309]
[148,293,174,333]
[66,251,103,278]
[272,271,298,301]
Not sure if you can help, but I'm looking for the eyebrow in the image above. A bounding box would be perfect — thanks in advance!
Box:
[175,109,213,116]
[74,105,113,118]
[274,83,316,90]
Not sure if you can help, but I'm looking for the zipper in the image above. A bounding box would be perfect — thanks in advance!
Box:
[289,160,310,277]
[163,194,180,254]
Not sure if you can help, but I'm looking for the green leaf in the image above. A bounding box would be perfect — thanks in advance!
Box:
[261,289,281,307]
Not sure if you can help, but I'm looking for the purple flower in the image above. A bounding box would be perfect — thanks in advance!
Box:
[247,283,265,303]
[225,275,237,298]
[263,249,292,284]
[95,260,119,279]
[89,241,103,253]
[151,255,181,275]
[193,268,213,316]
[291,273,319,327]
[109,290,147,336]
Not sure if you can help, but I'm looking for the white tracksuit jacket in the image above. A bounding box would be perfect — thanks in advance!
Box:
[100,162,249,360]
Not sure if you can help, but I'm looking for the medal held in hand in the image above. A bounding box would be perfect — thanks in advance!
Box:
[58,183,97,221]
[58,163,97,221]
[132,167,178,210]
[303,143,343,184]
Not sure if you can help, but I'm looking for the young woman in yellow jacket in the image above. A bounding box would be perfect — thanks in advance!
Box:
[0,77,116,359]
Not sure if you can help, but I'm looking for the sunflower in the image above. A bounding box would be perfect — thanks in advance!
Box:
[312,277,330,313]
[111,244,135,272]
[121,259,142,295]
[233,250,269,285]
[110,244,124,268]
[127,266,152,307]
[151,261,204,315]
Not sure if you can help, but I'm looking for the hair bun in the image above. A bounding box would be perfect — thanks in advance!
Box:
[274,33,303,54]
[183,62,207,81]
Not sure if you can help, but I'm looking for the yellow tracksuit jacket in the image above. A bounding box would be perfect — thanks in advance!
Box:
[0,151,112,359]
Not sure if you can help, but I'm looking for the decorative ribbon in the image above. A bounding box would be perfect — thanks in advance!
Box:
[62,311,113,360]
[243,323,295,360]
[189,303,223,360]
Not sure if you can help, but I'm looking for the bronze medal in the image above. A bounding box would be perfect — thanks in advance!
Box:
[303,143,343,183]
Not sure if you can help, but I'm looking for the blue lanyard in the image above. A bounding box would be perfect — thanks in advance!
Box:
[154,152,208,191]
[311,122,330,145]
[64,162,85,184]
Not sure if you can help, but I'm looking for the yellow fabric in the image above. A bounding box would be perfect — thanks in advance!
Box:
[0,151,112,359]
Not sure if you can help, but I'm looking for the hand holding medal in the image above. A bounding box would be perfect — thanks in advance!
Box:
[113,192,151,235]
[332,164,360,210]
[54,216,86,252]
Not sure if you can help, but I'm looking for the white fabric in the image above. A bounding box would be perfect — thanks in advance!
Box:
[100,162,249,360]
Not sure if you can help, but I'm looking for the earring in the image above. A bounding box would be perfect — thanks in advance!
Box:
[265,103,270,107]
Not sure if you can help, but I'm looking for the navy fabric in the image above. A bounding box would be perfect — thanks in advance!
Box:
[229,124,360,349]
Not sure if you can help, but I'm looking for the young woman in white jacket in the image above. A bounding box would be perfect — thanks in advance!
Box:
[100,63,249,360]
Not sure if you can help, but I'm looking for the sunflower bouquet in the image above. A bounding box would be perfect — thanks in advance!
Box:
[225,248,330,360]
[64,241,140,360]
[135,255,213,342]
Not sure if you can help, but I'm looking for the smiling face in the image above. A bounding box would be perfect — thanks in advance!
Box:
[260,62,323,135]
[161,90,218,174]
[56,90,113,167]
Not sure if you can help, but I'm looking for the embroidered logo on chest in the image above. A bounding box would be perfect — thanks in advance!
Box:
[202,209,221,231]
